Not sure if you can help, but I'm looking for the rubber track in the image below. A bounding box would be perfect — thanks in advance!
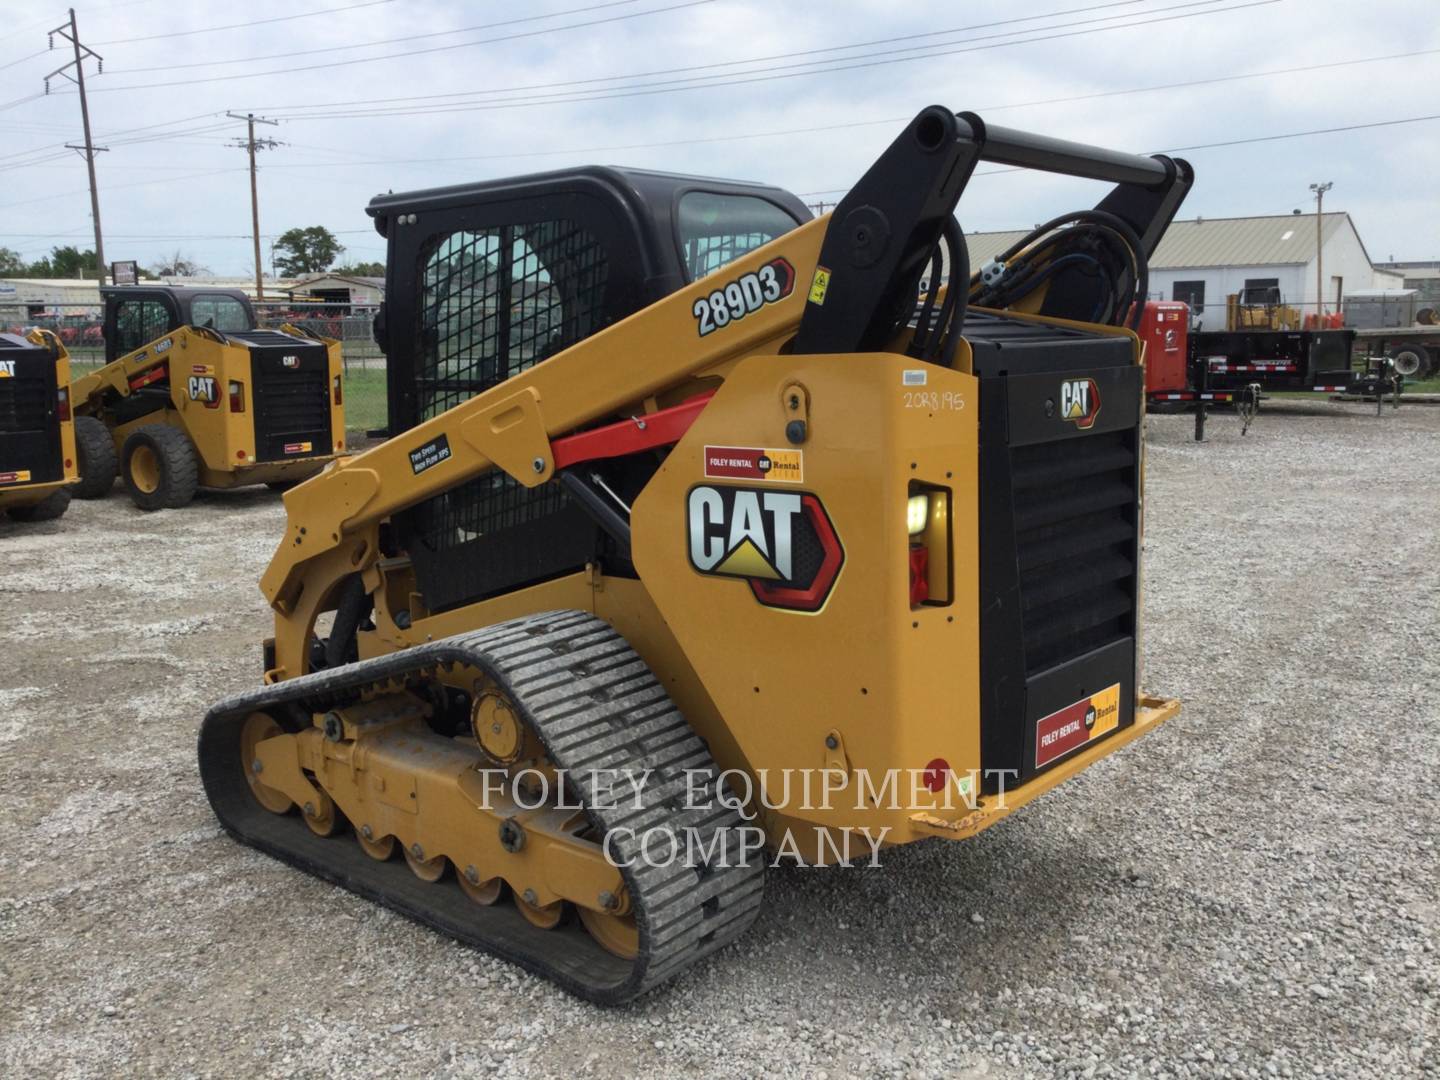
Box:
[198,609,765,1004]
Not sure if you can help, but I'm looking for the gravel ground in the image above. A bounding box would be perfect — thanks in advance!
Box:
[1,400,1436,1080]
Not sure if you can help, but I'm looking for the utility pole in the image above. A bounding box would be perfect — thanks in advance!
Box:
[45,9,107,285]
[228,112,281,301]
[1309,181,1332,318]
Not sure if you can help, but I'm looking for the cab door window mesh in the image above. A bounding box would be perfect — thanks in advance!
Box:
[416,220,607,421]
[113,299,171,355]
[401,217,610,613]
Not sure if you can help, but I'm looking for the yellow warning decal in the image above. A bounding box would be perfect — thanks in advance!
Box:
[0,469,33,484]
[808,266,831,306]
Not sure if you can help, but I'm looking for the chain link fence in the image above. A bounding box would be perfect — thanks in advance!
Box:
[1,302,384,370]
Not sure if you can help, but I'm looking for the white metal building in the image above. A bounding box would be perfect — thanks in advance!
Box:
[966,212,1404,331]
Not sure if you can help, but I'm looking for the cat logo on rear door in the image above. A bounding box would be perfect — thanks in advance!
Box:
[187,374,220,407]
[687,485,843,612]
[1059,377,1100,429]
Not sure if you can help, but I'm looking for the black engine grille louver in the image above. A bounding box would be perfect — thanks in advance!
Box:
[1010,431,1138,675]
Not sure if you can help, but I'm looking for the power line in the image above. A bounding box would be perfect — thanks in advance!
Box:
[1,229,376,240]
[1169,114,1440,153]
[0,167,245,211]
[244,0,1281,122]
[87,0,717,91]
[0,48,49,74]
[105,0,1146,74]
[5,38,1422,185]
[0,111,224,165]
[92,0,399,45]
[103,0,648,70]
[9,112,1430,216]
[225,47,1440,172]
[238,0,1165,114]
[0,120,238,173]
[0,93,49,114]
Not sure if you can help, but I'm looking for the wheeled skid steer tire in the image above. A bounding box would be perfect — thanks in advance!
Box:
[198,610,766,1004]
[7,487,71,522]
[73,415,118,499]
[121,424,199,511]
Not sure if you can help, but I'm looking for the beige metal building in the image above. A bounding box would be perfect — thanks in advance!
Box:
[964,212,1404,331]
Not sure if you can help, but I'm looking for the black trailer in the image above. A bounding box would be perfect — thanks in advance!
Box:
[1147,327,1400,440]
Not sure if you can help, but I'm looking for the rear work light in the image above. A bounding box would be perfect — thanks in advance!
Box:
[229,380,245,413]
[907,493,929,536]
[55,386,70,422]
[332,375,343,406]
[907,482,952,609]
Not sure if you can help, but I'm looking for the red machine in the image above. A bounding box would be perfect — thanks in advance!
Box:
[1136,300,1189,392]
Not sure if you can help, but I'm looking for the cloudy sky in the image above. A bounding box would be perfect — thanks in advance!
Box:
[1,0,1437,277]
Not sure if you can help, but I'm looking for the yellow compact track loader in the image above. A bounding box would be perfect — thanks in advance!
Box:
[70,286,345,510]
[200,107,1192,1002]
[0,329,78,523]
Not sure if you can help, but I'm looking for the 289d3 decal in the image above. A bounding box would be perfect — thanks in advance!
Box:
[692,257,795,337]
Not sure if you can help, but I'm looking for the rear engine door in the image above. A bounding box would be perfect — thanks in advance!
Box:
[0,336,63,485]
[235,331,332,461]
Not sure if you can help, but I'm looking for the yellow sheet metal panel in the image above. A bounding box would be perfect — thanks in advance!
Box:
[631,351,981,840]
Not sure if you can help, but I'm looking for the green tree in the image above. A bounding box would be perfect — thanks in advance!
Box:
[333,260,384,277]
[47,245,99,279]
[0,247,26,275]
[272,226,344,276]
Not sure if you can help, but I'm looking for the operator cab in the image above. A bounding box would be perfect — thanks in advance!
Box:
[101,285,257,364]
[366,166,810,616]
[368,166,811,436]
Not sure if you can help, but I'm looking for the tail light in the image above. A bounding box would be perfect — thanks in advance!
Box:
[908,544,930,607]
[229,380,245,413]
[56,386,70,422]
[332,374,343,406]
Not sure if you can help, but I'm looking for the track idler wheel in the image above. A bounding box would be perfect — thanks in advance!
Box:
[240,712,293,815]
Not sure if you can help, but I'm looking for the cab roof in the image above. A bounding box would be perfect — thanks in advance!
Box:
[365,164,811,239]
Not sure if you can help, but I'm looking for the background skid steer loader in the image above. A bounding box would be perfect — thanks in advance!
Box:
[70,286,345,511]
[200,106,1192,1003]
[0,329,78,523]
